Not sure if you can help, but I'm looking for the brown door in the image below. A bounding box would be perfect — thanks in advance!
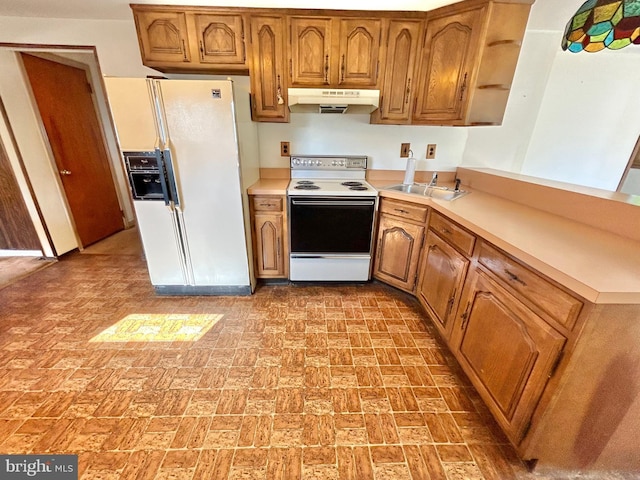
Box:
[21,53,123,247]
[0,131,41,250]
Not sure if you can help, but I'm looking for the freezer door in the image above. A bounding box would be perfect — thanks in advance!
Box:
[156,79,250,287]
[133,201,186,285]
[104,77,158,151]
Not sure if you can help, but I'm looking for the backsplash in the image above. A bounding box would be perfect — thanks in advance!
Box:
[256,112,467,172]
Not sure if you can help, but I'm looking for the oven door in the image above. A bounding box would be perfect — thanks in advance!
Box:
[289,196,377,281]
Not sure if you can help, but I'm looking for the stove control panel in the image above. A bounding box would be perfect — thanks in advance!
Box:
[290,155,367,170]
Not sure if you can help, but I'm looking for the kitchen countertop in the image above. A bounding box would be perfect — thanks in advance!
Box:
[247,175,640,304]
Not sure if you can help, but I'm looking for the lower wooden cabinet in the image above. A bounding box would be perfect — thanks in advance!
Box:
[249,195,287,278]
[416,230,469,340]
[451,268,566,444]
[373,198,429,293]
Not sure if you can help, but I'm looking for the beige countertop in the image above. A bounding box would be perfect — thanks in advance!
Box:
[247,175,640,304]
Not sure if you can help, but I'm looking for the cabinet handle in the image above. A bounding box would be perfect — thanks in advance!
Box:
[341,54,345,83]
[324,54,329,84]
[405,78,411,104]
[276,75,284,105]
[505,269,527,287]
[277,237,281,258]
[459,72,468,101]
[446,291,456,316]
[259,203,275,207]
[182,39,187,61]
[199,41,205,61]
[440,227,452,235]
[460,301,471,330]
[394,208,409,215]
[289,59,293,77]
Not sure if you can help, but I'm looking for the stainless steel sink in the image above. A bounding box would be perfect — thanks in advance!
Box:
[383,183,469,201]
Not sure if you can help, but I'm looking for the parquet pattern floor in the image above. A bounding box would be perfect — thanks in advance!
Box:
[0,252,628,479]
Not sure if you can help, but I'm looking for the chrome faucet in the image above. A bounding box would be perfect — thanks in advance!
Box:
[429,172,438,187]
[454,178,461,192]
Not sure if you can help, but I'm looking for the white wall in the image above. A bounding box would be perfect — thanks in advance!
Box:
[521,48,640,190]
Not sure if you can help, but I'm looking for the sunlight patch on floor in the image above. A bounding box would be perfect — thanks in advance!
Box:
[89,313,223,342]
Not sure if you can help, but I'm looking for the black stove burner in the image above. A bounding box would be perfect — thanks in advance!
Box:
[294,184,320,190]
[296,180,315,185]
[341,181,364,187]
[349,186,369,191]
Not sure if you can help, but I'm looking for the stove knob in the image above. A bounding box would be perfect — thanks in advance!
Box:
[331,161,337,166]
[316,160,323,166]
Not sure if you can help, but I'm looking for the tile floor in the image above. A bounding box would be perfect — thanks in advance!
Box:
[0,252,634,479]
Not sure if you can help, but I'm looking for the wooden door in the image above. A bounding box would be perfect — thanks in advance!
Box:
[373,19,422,124]
[417,231,468,340]
[254,212,284,277]
[373,214,424,293]
[21,54,123,248]
[0,133,40,250]
[453,269,566,443]
[194,13,246,67]
[337,18,382,87]
[133,9,191,64]
[413,9,482,124]
[289,16,333,86]
[249,15,289,122]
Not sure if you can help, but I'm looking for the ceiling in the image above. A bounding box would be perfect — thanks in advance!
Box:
[0,0,580,32]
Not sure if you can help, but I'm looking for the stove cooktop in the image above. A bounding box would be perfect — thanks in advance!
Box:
[287,179,378,197]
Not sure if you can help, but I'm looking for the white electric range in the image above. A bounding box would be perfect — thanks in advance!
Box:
[287,155,378,281]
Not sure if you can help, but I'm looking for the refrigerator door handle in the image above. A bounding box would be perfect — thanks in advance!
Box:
[163,148,181,207]
[175,206,195,285]
[154,147,171,206]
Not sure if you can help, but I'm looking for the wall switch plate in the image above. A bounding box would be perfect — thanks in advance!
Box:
[400,143,410,158]
[426,144,436,159]
[280,141,290,156]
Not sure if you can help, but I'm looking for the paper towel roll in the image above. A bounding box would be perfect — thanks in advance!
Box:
[403,157,416,185]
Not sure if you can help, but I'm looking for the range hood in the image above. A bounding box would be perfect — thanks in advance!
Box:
[288,88,380,114]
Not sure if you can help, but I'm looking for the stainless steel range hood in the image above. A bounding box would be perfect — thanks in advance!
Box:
[288,88,380,114]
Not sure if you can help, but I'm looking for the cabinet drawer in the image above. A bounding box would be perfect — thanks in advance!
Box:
[478,242,583,330]
[252,196,283,212]
[380,198,428,223]
[429,211,475,256]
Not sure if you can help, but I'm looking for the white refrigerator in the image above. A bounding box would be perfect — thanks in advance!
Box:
[105,77,255,295]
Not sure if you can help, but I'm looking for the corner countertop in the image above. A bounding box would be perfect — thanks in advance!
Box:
[247,175,640,304]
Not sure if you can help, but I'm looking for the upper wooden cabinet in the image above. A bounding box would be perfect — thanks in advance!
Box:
[288,16,332,86]
[413,7,483,124]
[248,14,289,123]
[133,9,191,65]
[288,16,383,88]
[193,13,246,67]
[130,1,532,124]
[371,18,423,124]
[412,0,532,125]
[131,6,248,73]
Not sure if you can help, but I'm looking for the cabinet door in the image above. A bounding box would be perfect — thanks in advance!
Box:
[454,269,566,443]
[249,15,289,122]
[254,213,285,277]
[289,16,332,86]
[413,8,482,124]
[134,10,190,64]
[336,18,382,87]
[417,231,468,340]
[373,19,422,124]
[373,214,425,293]
[194,14,246,67]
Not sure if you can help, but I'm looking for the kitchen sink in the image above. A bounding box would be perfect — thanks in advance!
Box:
[383,183,469,201]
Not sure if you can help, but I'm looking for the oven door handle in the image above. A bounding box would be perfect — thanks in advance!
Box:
[290,199,376,206]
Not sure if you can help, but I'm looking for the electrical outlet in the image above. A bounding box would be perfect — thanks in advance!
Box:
[426,144,437,159]
[400,143,411,158]
[280,141,290,157]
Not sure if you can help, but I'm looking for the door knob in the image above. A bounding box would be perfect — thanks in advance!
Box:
[59,169,72,175]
